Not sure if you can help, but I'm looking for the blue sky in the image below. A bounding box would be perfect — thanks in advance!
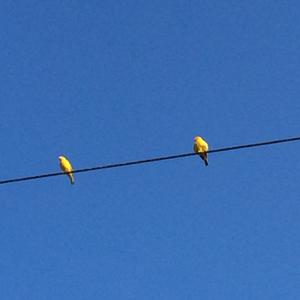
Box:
[0,1,299,299]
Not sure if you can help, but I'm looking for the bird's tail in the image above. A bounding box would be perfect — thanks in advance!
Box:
[200,152,209,166]
[69,173,75,185]
[204,158,208,166]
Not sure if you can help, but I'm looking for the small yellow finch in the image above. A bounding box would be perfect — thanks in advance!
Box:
[194,136,209,166]
[59,155,75,184]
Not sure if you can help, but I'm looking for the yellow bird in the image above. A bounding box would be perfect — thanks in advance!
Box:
[59,155,75,184]
[194,136,209,166]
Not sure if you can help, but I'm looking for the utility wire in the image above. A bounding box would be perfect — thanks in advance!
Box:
[0,136,299,185]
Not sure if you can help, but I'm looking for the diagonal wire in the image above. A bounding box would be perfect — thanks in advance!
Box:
[0,136,299,185]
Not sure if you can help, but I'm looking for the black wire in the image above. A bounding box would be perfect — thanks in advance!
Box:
[0,136,299,185]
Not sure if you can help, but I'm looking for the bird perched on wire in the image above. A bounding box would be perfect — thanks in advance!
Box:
[194,136,209,166]
[59,155,75,184]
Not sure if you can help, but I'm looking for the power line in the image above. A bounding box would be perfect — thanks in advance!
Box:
[0,136,299,185]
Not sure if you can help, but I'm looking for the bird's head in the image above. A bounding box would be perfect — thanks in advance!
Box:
[194,136,202,142]
[58,156,64,161]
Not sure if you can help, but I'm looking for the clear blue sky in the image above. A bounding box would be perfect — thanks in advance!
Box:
[0,1,299,299]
